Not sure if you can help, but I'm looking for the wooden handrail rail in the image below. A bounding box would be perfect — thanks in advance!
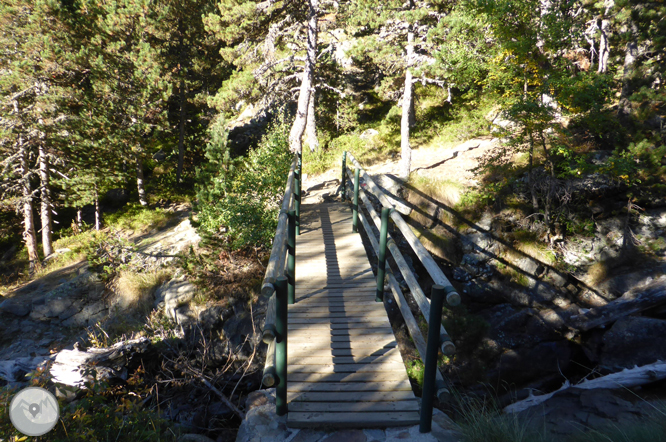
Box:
[261,154,299,298]
[345,166,455,355]
[345,152,461,307]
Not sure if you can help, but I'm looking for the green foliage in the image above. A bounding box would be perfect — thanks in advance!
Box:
[196,115,292,250]
[104,204,174,234]
[457,396,555,442]
[405,359,425,389]
[0,367,179,442]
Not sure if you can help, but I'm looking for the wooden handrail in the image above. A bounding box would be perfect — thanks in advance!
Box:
[261,154,299,298]
[345,152,461,307]
[346,166,455,355]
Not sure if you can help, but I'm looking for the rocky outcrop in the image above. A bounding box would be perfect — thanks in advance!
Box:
[235,389,463,442]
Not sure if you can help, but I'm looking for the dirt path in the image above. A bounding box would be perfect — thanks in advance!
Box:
[303,136,499,193]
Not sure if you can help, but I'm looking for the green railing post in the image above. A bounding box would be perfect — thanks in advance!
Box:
[376,207,390,302]
[340,151,347,199]
[287,210,296,305]
[352,167,360,233]
[420,285,445,433]
[294,167,301,237]
[275,276,288,416]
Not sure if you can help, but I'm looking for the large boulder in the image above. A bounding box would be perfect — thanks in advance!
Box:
[0,299,31,317]
[600,317,666,370]
[155,277,197,320]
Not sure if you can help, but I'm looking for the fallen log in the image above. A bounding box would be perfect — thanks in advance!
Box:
[504,360,666,414]
[50,337,153,387]
[567,275,666,331]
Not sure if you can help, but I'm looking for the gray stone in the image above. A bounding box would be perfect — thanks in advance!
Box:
[291,429,327,442]
[0,299,31,317]
[321,430,366,442]
[178,435,216,442]
[62,302,107,327]
[155,277,197,320]
[363,429,385,442]
[600,317,666,369]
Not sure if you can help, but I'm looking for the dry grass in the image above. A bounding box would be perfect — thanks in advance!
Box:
[586,261,610,286]
[113,269,171,313]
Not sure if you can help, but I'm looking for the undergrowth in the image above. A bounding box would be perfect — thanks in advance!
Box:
[0,366,180,442]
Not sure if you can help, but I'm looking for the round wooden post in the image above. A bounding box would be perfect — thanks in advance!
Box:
[420,285,445,433]
[376,207,390,302]
[340,151,347,199]
[287,210,296,305]
[275,276,288,416]
[352,167,360,233]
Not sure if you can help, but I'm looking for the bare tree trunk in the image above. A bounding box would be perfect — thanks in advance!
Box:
[77,208,82,227]
[19,143,39,273]
[619,39,638,116]
[597,19,610,73]
[136,154,148,206]
[527,131,539,212]
[177,78,186,183]
[305,90,319,152]
[38,145,53,257]
[399,31,414,179]
[94,184,101,231]
[288,0,318,153]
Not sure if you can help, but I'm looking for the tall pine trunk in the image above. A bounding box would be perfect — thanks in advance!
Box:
[20,143,39,273]
[177,78,186,183]
[94,183,101,231]
[305,91,319,152]
[288,0,318,153]
[38,145,53,257]
[597,19,610,73]
[399,31,414,179]
[136,154,148,206]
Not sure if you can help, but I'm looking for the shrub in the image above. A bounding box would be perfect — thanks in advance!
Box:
[196,115,292,250]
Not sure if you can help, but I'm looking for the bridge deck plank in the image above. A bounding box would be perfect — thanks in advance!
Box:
[286,203,419,428]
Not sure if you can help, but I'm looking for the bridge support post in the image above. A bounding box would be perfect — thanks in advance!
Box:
[376,207,390,302]
[275,276,288,416]
[352,167,360,233]
[288,210,296,305]
[340,151,347,199]
[420,285,445,433]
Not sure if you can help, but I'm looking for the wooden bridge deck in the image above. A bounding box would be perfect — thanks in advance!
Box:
[287,202,420,428]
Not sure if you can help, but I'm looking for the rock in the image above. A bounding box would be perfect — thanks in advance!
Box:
[0,299,31,317]
[494,341,571,385]
[30,297,74,321]
[431,409,463,442]
[155,277,197,320]
[600,317,666,369]
[360,129,379,139]
[235,388,293,442]
[199,305,233,332]
[321,430,367,442]
[222,307,256,349]
[61,302,107,328]
[363,429,386,442]
[178,435,215,442]
[516,388,653,437]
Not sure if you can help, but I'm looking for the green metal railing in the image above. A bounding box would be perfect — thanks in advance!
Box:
[260,150,461,429]
[341,151,458,433]
[260,153,299,416]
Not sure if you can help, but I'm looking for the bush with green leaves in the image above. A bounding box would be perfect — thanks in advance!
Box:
[196,115,292,250]
[0,367,179,442]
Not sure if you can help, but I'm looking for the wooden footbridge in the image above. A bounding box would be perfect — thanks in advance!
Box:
[261,152,461,431]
